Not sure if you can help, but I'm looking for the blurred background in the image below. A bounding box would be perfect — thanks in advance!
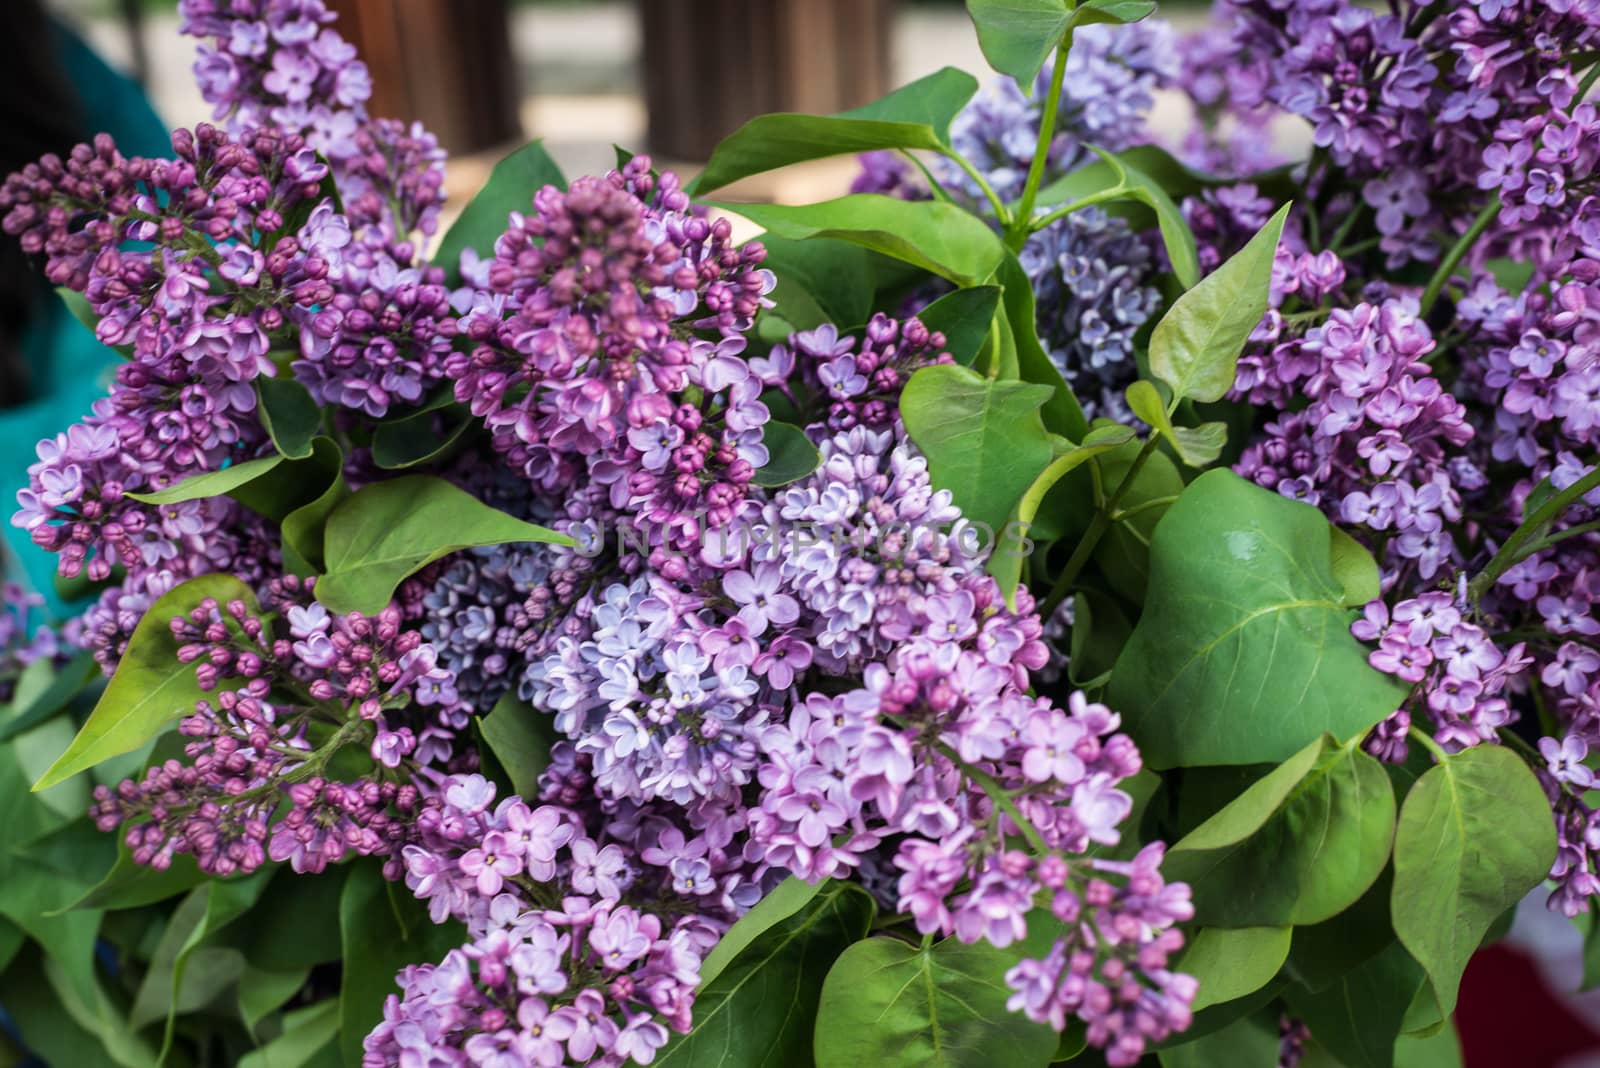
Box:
[44,0,1215,213]
[10,2,1600,1065]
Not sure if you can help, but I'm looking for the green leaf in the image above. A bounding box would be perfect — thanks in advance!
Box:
[1157,1007,1280,1068]
[691,68,978,193]
[964,0,1071,84]
[754,421,822,488]
[1148,203,1290,402]
[1176,927,1290,1012]
[1391,744,1557,1017]
[1108,151,1199,291]
[237,965,311,1038]
[812,935,1059,1068]
[33,573,259,790]
[0,649,97,743]
[220,867,347,972]
[1284,942,1424,1068]
[1108,469,1409,768]
[901,364,1056,539]
[988,424,1136,603]
[371,404,473,470]
[718,196,1007,286]
[228,435,345,525]
[476,689,559,800]
[125,453,286,505]
[917,286,1004,367]
[280,443,348,575]
[339,862,466,1066]
[1394,1022,1463,1068]
[1125,380,1225,467]
[1031,147,1200,290]
[432,139,566,286]
[1164,734,1396,926]
[237,999,340,1068]
[1284,867,1396,993]
[760,237,876,330]
[699,876,826,990]
[659,881,873,1066]
[129,876,262,1035]
[996,250,1088,439]
[314,475,573,616]
[1329,526,1381,607]
[57,842,207,913]
[256,375,321,460]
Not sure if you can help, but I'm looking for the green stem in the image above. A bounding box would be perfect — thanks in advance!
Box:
[901,150,957,206]
[1040,436,1161,617]
[937,743,1049,855]
[1325,202,1367,255]
[1525,517,1600,556]
[1407,725,1448,765]
[1419,194,1501,317]
[1469,460,1600,601]
[1028,185,1128,233]
[943,150,1011,225]
[1110,494,1179,522]
[1580,59,1600,101]
[1008,38,1071,248]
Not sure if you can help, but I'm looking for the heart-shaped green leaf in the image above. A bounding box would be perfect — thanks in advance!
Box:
[432,140,566,286]
[1176,926,1291,1012]
[812,934,1059,1067]
[1391,744,1556,1017]
[901,364,1057,539]
[314,475,573,616]
[754,422,822,488]
[1164,734,1396,926]
[1109,469,1409,768]
[916,286,1003,367]
[659,881,874,1066]
[720,196,1007,287]
[256,375,321,459]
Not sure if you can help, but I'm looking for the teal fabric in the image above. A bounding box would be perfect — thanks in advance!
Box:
[1,21,172,615]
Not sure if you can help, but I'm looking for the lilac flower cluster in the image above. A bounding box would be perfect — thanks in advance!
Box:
[179,0,375,165]
[1353,592,1529,760]
[0,582,61,702]
[1201,0,1600,266]
[448,158,773,499]
[755,314,953,433]
[371,772,725,1065]
[1236,299,1474,583]
[1020,207,1161,419]
[3,127,331,581]
[88,580,463,876]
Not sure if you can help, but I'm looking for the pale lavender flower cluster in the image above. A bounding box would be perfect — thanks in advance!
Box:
[179,0,375,164]
[373,772,724,1066]
[1020,207,1160,419]
[1353,592,1529,762]
[1235,300,1474,583]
